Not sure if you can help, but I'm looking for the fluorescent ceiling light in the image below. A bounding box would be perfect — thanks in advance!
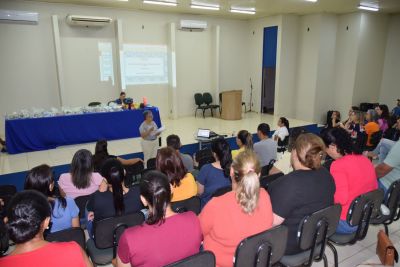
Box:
[358,4,379,11]
[143,0,177,6]
[305,0,318,2]
[190,2,220,10]
[230,7,256,15]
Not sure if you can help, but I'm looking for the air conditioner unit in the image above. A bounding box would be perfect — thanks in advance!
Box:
[66,15,112,27]
[179,20,207,31]
[0,10,39,23]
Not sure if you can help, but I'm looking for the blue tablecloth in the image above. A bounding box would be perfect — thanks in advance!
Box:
[5,107,161,154]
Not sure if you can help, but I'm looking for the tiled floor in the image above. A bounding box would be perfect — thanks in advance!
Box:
[0,112,312,175]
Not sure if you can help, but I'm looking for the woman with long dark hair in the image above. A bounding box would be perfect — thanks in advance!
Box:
[156,147,197,202]
[58,149,107,199]
[231,130,253,159]
[24,164,80,233]
[273,117,290,142]
[86,159,142,237]
[0,191,91,267]
[92,140,142,172]
[197,138,232,208]
[116,171,202,267]
[376,104,390,133]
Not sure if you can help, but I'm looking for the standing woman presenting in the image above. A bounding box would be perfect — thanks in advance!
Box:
[139,110,161,164]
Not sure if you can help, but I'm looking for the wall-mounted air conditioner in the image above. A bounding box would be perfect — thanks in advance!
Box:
[179,20,207,31]
[66,15,112,27]
[0,10,39,23]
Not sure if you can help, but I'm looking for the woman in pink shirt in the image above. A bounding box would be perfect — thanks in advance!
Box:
[58,149,107,199]
[321,128,378,234]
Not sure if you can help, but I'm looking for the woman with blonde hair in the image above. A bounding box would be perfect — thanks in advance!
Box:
[269,133,335,255]
[199,151,273,267]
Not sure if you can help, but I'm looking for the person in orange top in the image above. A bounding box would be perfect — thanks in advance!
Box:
[199,150,273,267]
[156,147,197,202]
[364,109,380,148]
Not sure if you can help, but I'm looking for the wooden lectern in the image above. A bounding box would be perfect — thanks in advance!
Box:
[220,90,242,120]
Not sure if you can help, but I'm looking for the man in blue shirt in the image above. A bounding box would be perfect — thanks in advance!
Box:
[115,92,126,105]
[392,99,400,117]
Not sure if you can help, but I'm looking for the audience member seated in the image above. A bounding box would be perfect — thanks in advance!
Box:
[391,98,400,117]
[364,109,381,149]
[342,106,360,126]
[199,151,273,267]
[166,134,194,172]
[92,140,142,172]
[342,110,363,139]
[197,138,232,208]
[24,164,79,233]
[58,149,107,199]
[231,130,253,159]
[254,123,277,167]
[116,171,202,267]
[326,111,341,129]
[375,140,400,195]
[0,190,91,267]
[384,117,400,141]
[269,133,335,255]
[86,159,143,237]
[115,92,128,109]
[321,128,378,234]
[376,104,390,133]
[156,147,197,202]
[272,117,290,142]
[0,137,6,153]
[139,110,161,164]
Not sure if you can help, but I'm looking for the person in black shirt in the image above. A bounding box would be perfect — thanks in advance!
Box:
[86,159,143,237]
[268,133,335,255]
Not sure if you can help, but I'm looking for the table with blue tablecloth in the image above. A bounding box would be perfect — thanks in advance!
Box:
[5,107,161,154]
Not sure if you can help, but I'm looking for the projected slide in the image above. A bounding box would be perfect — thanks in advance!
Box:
[121,44,168,88]
[98,42,115,85]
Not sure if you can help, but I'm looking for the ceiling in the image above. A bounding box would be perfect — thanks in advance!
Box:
[22,0,400,19]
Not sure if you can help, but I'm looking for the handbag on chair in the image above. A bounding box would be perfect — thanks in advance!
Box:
[376,230,398,266]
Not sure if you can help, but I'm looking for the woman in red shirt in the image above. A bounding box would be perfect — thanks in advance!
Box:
[199,151,273,267]
[0,190,91,267]
[322,127,378,234]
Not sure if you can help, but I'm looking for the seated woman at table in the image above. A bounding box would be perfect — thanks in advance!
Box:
[139,110,161,165]
[156,147,197,202]
[58,149,107,199]
[24,164,80,233]
[231,130,253,159]
[92,140,142,172]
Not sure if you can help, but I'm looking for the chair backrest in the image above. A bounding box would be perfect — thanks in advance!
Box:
[234,225,288,267]
[124,161,145,186]
[171,196,201,215]
[194,93,204,107]
[147,158,156,170]
[164,251,216,267]
[211,186,232,198]
[74,194,91,219]
[261,159,277,176]
[88,102,101,107]
[260,172,284,190]
[370,130,383,147]
[346,189,384,242]
[93,212,144,250]
[277,135,289,147]
[45,227,86,250]
[203,93,213,105]
[383,180,400,222]
[297,204,341,265]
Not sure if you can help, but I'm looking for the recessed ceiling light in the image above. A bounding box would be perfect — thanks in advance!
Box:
[358,4,379,11]
[143,0,177,7]
[190,1,220,11]
[230,7,256,15]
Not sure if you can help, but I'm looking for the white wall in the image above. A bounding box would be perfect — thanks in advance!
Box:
[379,14,400,110]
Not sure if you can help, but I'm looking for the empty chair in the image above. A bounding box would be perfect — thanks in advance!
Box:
[171,196,201,215]
[86,212,144,266]
[327,189,384,267]
[45,227,86,250]
[147,157,156,170]
[371,181,400,235]
[234,225,288,267]
[202,92,220,117]
[279,204,342,267]
[194,93,210,118]
[164,251,216,267]
[124,161,144,186]
[88,102,101,107]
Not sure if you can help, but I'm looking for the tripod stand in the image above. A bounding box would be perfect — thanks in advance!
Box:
[247,78,254,113]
